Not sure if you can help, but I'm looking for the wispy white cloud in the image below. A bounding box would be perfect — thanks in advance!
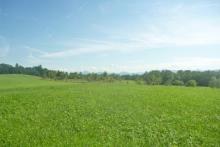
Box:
[35,0,220,60]
[28,21,220,59]
[25,46,47,55]
[28,38,146,59]
[29,16,220,60]
[24,1,220,72]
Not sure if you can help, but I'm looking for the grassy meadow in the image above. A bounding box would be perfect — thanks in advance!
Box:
[0,74,219,146]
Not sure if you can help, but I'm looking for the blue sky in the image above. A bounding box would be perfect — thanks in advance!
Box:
[0,0,220,72]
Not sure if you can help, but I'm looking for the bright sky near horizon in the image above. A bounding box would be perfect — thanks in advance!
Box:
[0,0,220,73]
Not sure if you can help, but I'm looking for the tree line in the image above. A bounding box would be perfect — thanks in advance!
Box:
[0,63,220,88]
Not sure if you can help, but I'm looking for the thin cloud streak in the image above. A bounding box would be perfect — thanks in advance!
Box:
[27,1,220,60]
[30,26,220,59]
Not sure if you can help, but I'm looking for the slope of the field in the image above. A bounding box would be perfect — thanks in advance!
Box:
[0,74,219,146]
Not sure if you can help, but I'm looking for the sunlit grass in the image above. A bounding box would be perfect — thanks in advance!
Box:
[0,74,219,146]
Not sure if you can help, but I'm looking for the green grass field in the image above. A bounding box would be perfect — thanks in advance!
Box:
[0,74,219,146]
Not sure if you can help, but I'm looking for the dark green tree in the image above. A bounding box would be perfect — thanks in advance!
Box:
[144,70,162,85]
